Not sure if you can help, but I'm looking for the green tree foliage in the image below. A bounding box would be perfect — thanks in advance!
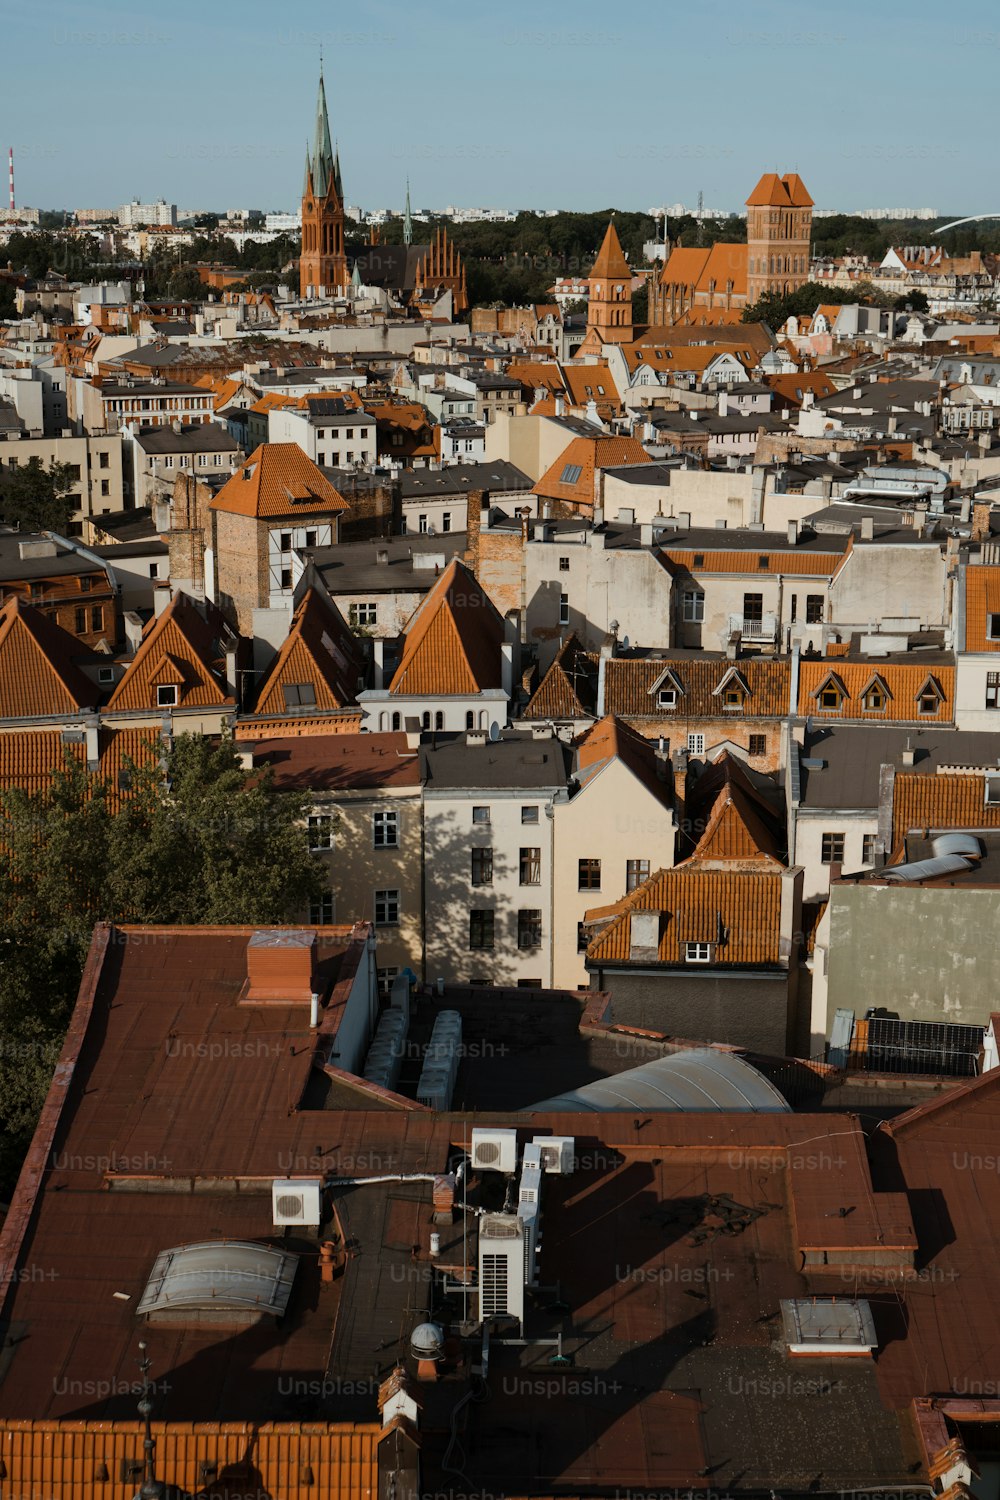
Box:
[741,281,833,327]
[0,279,17,319]
[0,734,327,1193]
[166,266,209,302]
[0,457,78,533]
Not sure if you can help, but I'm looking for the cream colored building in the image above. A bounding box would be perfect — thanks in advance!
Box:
[0,433,126,535]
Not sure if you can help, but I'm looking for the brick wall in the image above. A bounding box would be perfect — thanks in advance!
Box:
[476,527,523,619]
[213,508,267,633]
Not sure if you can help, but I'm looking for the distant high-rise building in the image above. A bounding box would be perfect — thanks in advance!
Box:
[299,67,347,299]
[117,199,176,228]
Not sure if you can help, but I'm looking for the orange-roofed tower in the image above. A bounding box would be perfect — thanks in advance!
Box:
[745,171,813,304]
[585,220,633,345]
[299,67,347,299]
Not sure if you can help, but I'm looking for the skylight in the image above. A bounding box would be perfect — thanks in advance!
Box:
[559,463,583,485]
[137,1241,299,1326]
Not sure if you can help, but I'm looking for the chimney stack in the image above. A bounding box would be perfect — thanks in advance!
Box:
[464,487,484,576]
[972,500,992,542]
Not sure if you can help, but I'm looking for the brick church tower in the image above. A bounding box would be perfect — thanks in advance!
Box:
[299,68,347,298]
[745,172,813,304]
[583,220,633,347]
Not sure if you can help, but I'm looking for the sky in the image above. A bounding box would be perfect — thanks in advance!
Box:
[2,0,993,217]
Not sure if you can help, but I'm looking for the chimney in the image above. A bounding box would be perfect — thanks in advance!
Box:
[554,393,564,417]
[376,547,389,566]
[672,748,689,828]
[465,487,484,576]
[860,516,875,541]
[123,611,144,653]
[972,500,992,542]
[787,519,799,545]
[153,583,172,617]
[901,739,917,768]
[244,929,318,1004]
[629,908,661,961]
[372,638,385,690]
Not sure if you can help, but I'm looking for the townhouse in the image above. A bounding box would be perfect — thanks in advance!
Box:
[128,422,242,510]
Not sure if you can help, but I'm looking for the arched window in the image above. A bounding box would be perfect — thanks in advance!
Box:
[378,712,387,731]
[479,711,488,730]
[391,711,401,731]
[435,711,444,730]
[422,711,431,730]
[466,711,475,730]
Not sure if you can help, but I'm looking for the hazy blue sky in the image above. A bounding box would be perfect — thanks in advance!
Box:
[1,0,990,215]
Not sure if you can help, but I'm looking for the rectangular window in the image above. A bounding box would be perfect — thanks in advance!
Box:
[685,941,711,963]
[559,556,570,572]
[469,909,495,951]
[98,666,115,685]
[682,590,704,622]
[748,734,766,757]
[280,532,292,551]
[687,732,705,754]
[519,847,541,885]
[989,614,1000,640]
[149,563,159,579]
[577,921,589,953]
[626,858,650,892]
[91,606,103,631]
[805,594,824,624]
[987,671,1000,710]
[280,568,292,590]
[559,592,569,626]
[743,593,763,623]
[99,451,109,468]
[310,891,335,924]
[790,595,797,623]
[521,805,539,824]
[821,832,845,864]
[75,607,86,633]
[308,814,333,851]
[350,602,378,626]
[100,479,110,497]
[472,806,490,825]
[419,514,428,533]
[156,684,178,707]
[578,857,601,891]
[377,966,399,996]
[442,512,451,533]
[657,688,677,710]
[517,909,542,950]
[374,889,399,925]
[471,847,493,886]
[862,834,877,865]
[373,810,398,848]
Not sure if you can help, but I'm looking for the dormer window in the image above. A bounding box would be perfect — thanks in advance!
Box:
[916,675,944,716]
[685,942,712,963]
[989,613,1000,641]
[657,688,677,709]
[813,671,847,712]
[861,675,889,712]
[157,684,178,707]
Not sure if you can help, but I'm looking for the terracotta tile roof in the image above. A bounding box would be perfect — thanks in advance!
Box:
[561,363,620,414]
[533,433,649,508]
[765,372,839,406]
[624,341,759,376]
[523,633,598,719]
[656,246,710,290]
[586,866,783,966]
[662,546,840,576]
[209,442,349,519]
[0,1417,380,1499]
[247,391,295,416]
[105,593,235,713]
[657,243,747,300]
[892,770,1000,841]
[0,596,99,719]
[603,655,791,719]
[575,714,673,810]
[682,756,784,868]
[589,220,631,281]
[746,171,813,208]
[0,726,160,809]
[796,659,954,723]
[253,587,363,716]
[963,565,1000,652]
[367,402,439,459]
[389,558,505,695]
[253,732,423,791]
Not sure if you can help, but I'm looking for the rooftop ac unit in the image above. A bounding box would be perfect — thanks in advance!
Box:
[471,1127,518,1175]
[531,1135,576,1175]
[272,1178,322,1227]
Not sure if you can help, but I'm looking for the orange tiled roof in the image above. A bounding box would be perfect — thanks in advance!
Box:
[673,304,746,327]
[105,593,235,713]
[389,558,505,696]
[662,546,840,577]
[561,363,620,413]
[746,171,813,209]
[586,866,783,966]
[684,783,783,868]
[589,220,631,281]
[247,391,296,416]
[657,243,747,300]
[656,246,710,290]
[253,587,362,716]
[796,659,954,723]
[533,433,649,508]
[0,597,100,719]
[892,770,1000,842]
[523,633,598,720]
[963,565,1000,652]
[0,1419,380,1500]
[603,655,791,719]
[575,714,673,809]
[0,726,160,810]
[765,372,838,405]
[210,443,349,520]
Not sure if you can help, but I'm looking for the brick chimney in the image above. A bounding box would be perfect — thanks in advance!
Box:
[972,500,992,542]
[243,928,318,1004]
[464,487,485,577]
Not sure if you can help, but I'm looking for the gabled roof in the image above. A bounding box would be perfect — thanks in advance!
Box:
[574,714,673,810]
[745,171,813,209]
[533,433,649,508]
[604,655,791,719]
[209,443,350,520]
[389,559,505,696]
[681,754,784,868]
[253,587,363,716]
[105,593,235,712]
[586,866,784,967]
[523,632,598,720]
[0,596,100,719]
[589,220,631,282]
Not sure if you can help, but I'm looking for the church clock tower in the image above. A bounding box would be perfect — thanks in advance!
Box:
[299,68,347,299]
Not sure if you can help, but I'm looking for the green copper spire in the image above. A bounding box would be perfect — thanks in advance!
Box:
[310,68,335,198]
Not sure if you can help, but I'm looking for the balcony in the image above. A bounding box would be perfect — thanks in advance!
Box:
[728,613,778,644]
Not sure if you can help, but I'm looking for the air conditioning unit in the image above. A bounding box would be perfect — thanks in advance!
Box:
[272,1178,323,1227]
[531,1135,576,1175]
[470,1127,518,1175]
[518,1166,541,1207]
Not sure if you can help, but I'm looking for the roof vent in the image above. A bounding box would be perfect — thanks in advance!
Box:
[244,929,317,1004]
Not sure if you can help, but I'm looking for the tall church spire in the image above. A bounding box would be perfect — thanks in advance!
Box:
[403,179,412,247]
[300,60,347,299]
[311,69,335,197]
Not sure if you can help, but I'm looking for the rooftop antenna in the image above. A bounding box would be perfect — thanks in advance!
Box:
[134,1340,166,1499]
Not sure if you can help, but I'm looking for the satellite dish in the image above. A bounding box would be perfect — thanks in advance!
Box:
[488,721,501,742]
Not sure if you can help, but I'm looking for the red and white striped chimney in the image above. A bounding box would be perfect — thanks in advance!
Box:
[7,148,13,212]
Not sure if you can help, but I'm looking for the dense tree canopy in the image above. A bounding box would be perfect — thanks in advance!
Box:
[0,457,78,533]
[0,734,327,1191]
